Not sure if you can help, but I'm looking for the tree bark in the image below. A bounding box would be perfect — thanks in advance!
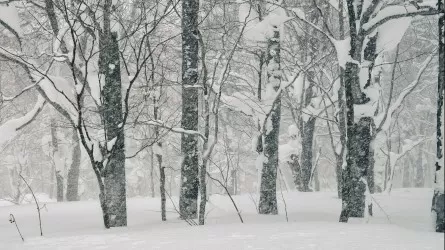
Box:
[300,118,316,192]
[432,0,444,232]
[179,0,200,219]
[100,29,127,227]
[258,27,281,215]
[66,128,80,201]
[154,98,166,221]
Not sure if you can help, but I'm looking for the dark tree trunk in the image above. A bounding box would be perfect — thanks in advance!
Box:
[340,1,379,221]
[150,147,155,198]
[432,0,444,233]
[288,154,303,190]
[335,154,343,198]
[179,0,200,219]
[66,128,80,201]
[154,100,166,221]
[100,30,127,227]
[300,118,316,192]
[258,27,281,215]
[340,61,372,222]
[335,0,346,200]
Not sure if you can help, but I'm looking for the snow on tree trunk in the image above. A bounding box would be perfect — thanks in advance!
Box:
[179,0,200,219]
[432,0,444,233]
[100,30,127,228]
[154,98,166,221]
[339,2,381,221]
[258,27,281,215]
[66,128,80,201]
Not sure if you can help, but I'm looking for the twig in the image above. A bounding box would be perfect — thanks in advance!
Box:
[278,167,289,222]
[248,192,259,213]
[207,172,244,223]
[19,174,43,236]
[9,214,24,242]
[370,195,392,224]
[165,191,197,226]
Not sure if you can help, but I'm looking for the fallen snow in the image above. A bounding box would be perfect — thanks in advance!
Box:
[0,189,442,249]
[0,3,22,37]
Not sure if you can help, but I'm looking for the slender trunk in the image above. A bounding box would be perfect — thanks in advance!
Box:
[432,0,444,232]
[179,0,200,219]
[198,160,207,225]
[415,117,426,188]
[55,171,63,202]
[150,147,155,198]
[158,153,166,221]
[49,119,57,199]
[66,128,80,201]
[335,0,346,199]
[258,27,281,215]
[154,97,166,221]
[300,118,316,192]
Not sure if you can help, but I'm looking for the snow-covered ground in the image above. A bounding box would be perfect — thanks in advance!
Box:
[0,189,443,249]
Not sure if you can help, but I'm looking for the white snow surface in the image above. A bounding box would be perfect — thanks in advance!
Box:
[0,3,22,36]
[0,189,442,249]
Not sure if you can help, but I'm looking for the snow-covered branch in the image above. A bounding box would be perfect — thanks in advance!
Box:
[0,95,45,146]
[375,48,436,133]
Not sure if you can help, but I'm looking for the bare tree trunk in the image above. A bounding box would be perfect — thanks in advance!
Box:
[49,119,57,199]
[258,25,281,215]
[179,0,200,220]
[300,118,316,192]
[154,98,166,221]
[99,8,127,226]
[66,128,80,201]
[56,170,63,202]
[150,147,155,198]
[432,0,444,232]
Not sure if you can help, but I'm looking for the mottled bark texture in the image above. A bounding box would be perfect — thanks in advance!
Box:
[99,29,127,227]
[66,129,80,201]
[179,0,200,219]
[340,62,374,221]
[432,0,444,233]
[259,28,281,215]
[340,0,379,222]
